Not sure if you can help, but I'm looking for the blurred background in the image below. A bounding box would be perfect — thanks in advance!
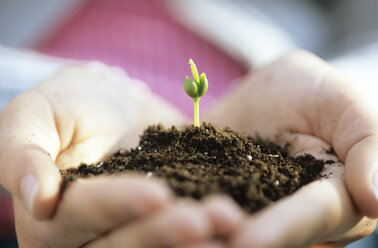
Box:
[1,0,378,247]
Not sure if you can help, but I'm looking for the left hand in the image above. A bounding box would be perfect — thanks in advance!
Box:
[205,50,377,247]
[0,62,243,247]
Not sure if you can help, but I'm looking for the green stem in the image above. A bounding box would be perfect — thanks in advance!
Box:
[193,98,200,127]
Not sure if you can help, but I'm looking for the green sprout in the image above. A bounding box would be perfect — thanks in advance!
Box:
[184,59,208,127]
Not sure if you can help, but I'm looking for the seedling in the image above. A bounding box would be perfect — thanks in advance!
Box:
[184,59,208,127]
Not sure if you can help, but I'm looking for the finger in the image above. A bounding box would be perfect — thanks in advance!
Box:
[15,175,172,247]
[8,146,61,220]
[0,91,61,220]
[230,178,363,248]
[202,195,245,238]
[344,135,378,218]
[180,241,226,248]
[307,244,343,248]
[325,216,377,247]
[304,217,376,248]
[84,201,213,248]
[58,175,172,244]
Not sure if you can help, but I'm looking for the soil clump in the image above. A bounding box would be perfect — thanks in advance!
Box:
[61,123,325,213]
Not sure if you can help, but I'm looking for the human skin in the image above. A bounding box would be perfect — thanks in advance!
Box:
[205,50,377,247]
[0,51,377,247]
[0,64,242,247]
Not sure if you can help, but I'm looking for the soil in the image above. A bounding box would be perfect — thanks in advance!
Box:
[61,123,326,214]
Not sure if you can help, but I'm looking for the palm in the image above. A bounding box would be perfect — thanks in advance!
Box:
[23,64,185,169]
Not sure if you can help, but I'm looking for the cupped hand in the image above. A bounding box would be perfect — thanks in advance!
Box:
[0,62,186,219]
[205,50,377,247]
[0,63,233,247]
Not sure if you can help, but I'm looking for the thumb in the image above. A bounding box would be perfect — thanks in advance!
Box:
[344,135,378,218]
[0,90,62,220]
[0,144,61,220]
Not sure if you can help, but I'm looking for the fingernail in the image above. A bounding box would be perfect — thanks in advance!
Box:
[374,171,378,200]
[20,174,39,213]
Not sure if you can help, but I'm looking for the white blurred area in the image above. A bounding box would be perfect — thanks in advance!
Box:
[0,0,82,47]
[226,0,378,103]
[0,0,377,247]
[0,0,81,109]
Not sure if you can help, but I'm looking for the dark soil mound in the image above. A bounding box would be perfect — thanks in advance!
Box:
[61,123,325,213]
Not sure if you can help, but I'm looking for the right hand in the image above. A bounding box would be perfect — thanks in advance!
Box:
[205,51,378,247]
[0,63,243,247]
